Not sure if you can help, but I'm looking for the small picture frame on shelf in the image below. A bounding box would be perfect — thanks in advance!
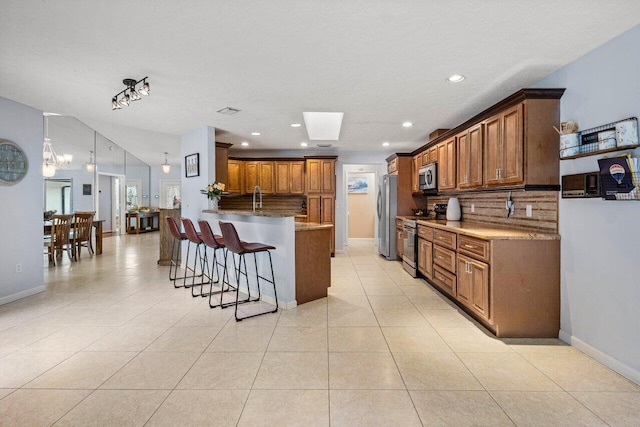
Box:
[185,153,199,178]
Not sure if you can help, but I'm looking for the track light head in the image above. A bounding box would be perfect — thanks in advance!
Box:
[130,88,141,101]
[119,93,130,107]
[112,97,122,110]
[139,80,150,96]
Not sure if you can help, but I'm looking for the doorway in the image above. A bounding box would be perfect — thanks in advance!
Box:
[159,180,181,208]
[347,172,376,241]
[97,173,125,235]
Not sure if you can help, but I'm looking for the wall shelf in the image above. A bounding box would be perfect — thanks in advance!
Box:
[560,117,639,160]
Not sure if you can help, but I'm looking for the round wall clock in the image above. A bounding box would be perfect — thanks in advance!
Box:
[0,139,29,186]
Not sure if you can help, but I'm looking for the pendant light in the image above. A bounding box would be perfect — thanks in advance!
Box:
[86,150,95,172]
[161,152,171,174]
[42,116,57,177]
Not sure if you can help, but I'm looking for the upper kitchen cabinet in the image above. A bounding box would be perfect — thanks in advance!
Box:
[457,124,483,189]
[437,137,456,191]
[276,161,305,194]
[306,157,336,194]
[385,153,419,215]
[227,159,243,194]
[244,160,275,194]
[484,104,523,186]
[215,142,232,185]
[414,88,564,192]
[412,154,421,192]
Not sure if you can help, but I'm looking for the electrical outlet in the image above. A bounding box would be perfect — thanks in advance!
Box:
[526,204,533,217]
[470,204,475,213]
[15,263,22,273]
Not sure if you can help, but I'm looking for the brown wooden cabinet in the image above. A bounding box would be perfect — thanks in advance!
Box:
[412,154,421,192]
[227,159,243,194]
[417,237,432,279]
[457,253,490,320]
[484,104,523,186]
[437,137,456,190]
[387,157,398,174]
[275,161,305,194]
[306,157,337,255]
[306,158,335,193]
[457,124,483,189]
[244,161,275,194]
[396,227,404,260]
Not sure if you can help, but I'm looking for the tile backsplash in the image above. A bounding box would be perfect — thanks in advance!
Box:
[427,191,558,233]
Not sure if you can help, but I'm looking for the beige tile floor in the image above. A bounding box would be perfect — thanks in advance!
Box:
[0,233,638,426]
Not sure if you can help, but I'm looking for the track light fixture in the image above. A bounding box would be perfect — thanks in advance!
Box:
[112,77,150,110]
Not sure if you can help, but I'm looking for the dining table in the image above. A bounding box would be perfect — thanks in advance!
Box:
[44,219,105,255]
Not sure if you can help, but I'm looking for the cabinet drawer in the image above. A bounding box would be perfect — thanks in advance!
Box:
[433,229,457,250]
[417,225,433,242]
[433,265,456,297]
[433,244,456,273]
[458,235,490,262]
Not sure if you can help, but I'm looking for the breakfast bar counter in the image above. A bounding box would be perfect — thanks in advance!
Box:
[202,209,332,308]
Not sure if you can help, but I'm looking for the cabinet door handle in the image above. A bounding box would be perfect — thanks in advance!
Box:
[462,244,475,249]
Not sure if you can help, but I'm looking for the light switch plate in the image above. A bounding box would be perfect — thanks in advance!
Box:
[470,204,475,213]
[526,205,532,217]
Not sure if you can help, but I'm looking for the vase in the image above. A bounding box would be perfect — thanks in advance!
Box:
[446,197,461,221]
[208,197,219,210]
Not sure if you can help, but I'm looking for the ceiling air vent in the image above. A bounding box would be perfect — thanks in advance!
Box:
[316,143,333,148]
[217,107,241,115]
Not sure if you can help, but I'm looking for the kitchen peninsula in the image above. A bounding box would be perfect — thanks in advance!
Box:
[202,209,332,308]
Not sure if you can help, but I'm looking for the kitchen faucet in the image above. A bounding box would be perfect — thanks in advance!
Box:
[252,185,263,212]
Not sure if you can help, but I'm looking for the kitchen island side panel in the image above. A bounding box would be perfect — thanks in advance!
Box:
[491,239,560,338]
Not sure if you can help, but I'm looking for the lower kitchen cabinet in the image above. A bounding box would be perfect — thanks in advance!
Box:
[457,254,490,321]
[416,220,560,338]
[417,237,432,279]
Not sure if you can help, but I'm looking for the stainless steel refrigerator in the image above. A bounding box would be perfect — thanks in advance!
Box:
[377,174,398,260]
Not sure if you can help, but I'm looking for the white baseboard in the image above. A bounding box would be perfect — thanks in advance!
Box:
[0,285,46,306]
[559,329,640,386]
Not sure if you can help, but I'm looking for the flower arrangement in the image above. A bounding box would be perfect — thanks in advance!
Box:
[201,181,225,200]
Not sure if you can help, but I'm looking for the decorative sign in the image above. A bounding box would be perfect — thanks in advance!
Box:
[185,153,200,178]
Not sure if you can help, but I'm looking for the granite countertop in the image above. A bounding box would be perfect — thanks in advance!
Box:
[295,222,334,231]
[203,209,298,217]
[415,219,559,240]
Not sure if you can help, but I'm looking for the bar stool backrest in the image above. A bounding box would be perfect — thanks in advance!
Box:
[166,216,183,240]
[181,218,202,243]
[197,220,224,248]
[218,221,245,254]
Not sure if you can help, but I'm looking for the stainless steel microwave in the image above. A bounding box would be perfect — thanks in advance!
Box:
[419,163,438,191]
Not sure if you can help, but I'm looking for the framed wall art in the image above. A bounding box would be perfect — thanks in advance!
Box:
[185,153,200,178]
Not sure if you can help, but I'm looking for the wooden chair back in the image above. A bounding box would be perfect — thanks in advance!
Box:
[51,214,73,248]
[73,212,94,243]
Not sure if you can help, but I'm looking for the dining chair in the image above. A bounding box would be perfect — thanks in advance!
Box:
[73,211,95,259]
[44,214,74,265]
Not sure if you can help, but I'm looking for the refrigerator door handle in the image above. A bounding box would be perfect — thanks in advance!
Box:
[376,186,382,220]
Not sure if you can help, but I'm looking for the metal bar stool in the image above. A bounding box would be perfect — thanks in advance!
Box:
[181,218,213,297]
[197,220,232,307]
[166,217,192,287]
[218,221,278,321]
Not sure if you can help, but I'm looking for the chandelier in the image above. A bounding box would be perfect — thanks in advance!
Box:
[112,77,150,110]
[162,152,171,174]
[42,116,72,177]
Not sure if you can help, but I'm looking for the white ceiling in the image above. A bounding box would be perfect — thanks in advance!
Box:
[1,1,639,167]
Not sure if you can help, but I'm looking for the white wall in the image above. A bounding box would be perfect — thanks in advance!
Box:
[0,97,45,304]
[150,164,181,208]
[533,24,640,383]
[180,126,215,222]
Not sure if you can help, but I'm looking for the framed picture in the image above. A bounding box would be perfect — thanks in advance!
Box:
[347,176,368,194]
[82,184,92,195]
[185,153,200,178]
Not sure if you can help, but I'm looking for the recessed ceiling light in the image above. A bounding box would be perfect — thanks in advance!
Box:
[300,142,308,147]
[251,132,261,136]
[241,142,249,147]
[447,74,465,83]
[291,123,302,128]
[402,122,413,128]
[382,142,390,147]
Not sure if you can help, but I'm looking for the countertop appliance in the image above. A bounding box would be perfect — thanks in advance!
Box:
[562,172,600,198]
[377,174,398,260]
[402,218,418,277]
[433,203,448,219]
[419,163,438,191]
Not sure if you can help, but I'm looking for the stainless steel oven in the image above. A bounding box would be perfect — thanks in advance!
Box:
[402,219,417,277]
